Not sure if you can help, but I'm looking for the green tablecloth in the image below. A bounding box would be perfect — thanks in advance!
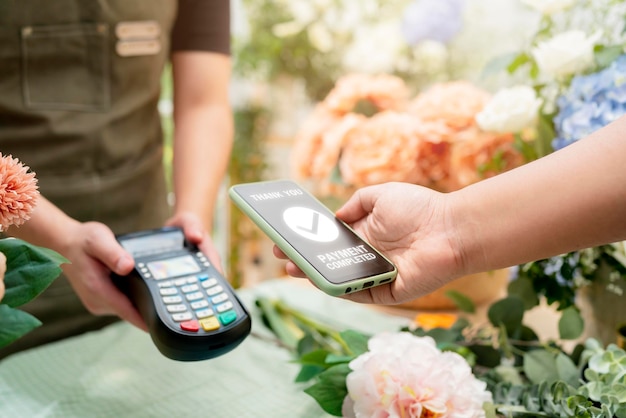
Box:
[0,279,409,418]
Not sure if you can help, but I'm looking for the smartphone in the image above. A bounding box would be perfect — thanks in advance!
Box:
[111,227,251,362]
[229,180,397,296]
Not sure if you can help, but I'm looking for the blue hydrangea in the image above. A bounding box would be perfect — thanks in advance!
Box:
[401,0,465,46]
[553,54,626,150]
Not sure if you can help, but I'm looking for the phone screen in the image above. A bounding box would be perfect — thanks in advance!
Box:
[231,180,395,285]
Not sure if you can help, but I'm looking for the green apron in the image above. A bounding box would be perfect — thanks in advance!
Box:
[0,0,177,358]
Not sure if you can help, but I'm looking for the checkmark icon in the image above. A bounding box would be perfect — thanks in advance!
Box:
[297,211,319,234]
[283,207,339,242]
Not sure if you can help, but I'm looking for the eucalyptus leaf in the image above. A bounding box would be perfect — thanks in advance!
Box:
[488,297,524,335]
[469,343,502,368]
[0,238,67,308]
[558,306,584,340]
[524,350,559,385]
[0,304,41,348]
[508,276,539,310]
[495,364,524,385]
[556,353,581,387]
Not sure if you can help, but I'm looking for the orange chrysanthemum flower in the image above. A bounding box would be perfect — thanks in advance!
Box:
[0,154,39,231]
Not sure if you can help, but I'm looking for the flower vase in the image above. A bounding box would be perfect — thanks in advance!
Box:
[395,268,510,310]
[577,262,626,347]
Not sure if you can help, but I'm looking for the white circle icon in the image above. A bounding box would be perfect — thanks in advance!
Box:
[283,206,339,242]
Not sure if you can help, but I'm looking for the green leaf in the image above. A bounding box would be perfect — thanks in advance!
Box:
[483,402,498,418]
[427,328,461,345]
[0,304,42,348]
[469,343,502,368]
[558,306,584,340]
[508,276,540,310]
[524,350,559,385]
[534,113,556,158]
[556,353,581,387]
[256,297,301,350]
[0,238,67,308]
[506,52,531,74]
[488,297,525,335]
[595,45,624,68]
[325,354,353,364]
[295,364,325,383]
[481,52,519,78]
[445,290,475,313]
[304,364,350,416]
[339,330,369,356]
[297,349,331,367]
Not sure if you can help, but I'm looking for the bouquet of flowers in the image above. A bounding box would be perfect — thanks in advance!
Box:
[0,153,66,348]
[291,73,526,199]
[479,0,626,340]
[256,295,626,417]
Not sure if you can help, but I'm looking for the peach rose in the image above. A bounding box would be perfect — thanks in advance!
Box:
[449,127,524,189]
[310,113,366,181]
[339,111,425,187]
[411,119,455,191]
[408,81,491,130]
[290,104,341,180]
[323,73,410,116]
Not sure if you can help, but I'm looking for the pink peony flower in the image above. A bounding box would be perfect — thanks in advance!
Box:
[324,73,410,116]
[0,154,39,231]
[343,332,492,418]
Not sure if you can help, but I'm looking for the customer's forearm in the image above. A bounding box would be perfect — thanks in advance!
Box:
[450,116,626,275]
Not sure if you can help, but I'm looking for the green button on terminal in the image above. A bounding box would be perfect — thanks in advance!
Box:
[219,310,238,326]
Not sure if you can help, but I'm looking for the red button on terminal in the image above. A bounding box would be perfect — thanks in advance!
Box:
[180,320,200,332]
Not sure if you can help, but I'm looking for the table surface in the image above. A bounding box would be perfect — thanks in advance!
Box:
[0,279,410,418]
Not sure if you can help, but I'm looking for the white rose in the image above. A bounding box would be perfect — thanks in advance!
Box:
[520,0,575,15]
[531,30,600,79]
[476,85,542,133]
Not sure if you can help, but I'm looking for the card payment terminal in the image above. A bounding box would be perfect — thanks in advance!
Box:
[112,227,251,361]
